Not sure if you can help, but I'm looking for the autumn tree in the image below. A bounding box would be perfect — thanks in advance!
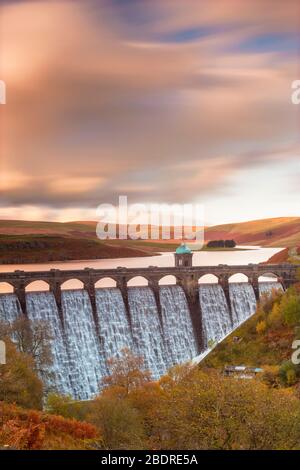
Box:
[280,292,300,326]
[88,349,153,449]
[102,348,151,397]
[90,395,146,450]
[45,392,93,422]
[0,338,43,409]
[150,366,300,450]
[9,316,52,374]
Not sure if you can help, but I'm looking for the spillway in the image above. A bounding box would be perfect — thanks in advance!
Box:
[229,283,257,327]
[0,294,21,323]
[159,285,198,369]
[128,286,166,378]
[199,284,233,348]
[0,280,279,400]
[259,282,283,296]
[61,290,105,400]
[26,292,73,396]
[95,288,133,371]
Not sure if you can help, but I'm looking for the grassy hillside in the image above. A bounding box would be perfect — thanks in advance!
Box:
[202,284,300,389]
[1,216,300,263]
[2,217,300,248]
[203,309,295,369]
[204,217,300,248]
[0,235,155,264]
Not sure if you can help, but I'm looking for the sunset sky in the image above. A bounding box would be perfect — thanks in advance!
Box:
[0,0,299,225]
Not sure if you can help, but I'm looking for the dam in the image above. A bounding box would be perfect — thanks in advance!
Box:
[0,255,297,399]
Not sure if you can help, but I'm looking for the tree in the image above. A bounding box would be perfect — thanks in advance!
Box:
[280,294,300,326]
[0,338,43,409]
[45,393,74,419]
[88,349,155,449]
[224,240,236,248]
[267,303,283,329]
[90,395,146,450]
[256,320,267,335]
[150,367,300,450]
[279,361,299,386]
[102,348,151,397]
[0,316,54,388]
[45,393,92,422]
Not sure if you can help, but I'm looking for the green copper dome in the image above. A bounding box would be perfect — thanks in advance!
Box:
[175,243,192,254]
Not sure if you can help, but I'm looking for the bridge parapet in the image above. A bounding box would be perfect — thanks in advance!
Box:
[0,263,297,286]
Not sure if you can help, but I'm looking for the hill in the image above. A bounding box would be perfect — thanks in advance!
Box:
[0,216,300,263]
[2,217,300,247]
[204,217,300,248]
[202,283,300,389]
[0,235,155,264]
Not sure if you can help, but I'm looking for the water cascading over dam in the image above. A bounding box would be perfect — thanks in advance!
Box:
[199,284,233,348]
[0,280,283,400]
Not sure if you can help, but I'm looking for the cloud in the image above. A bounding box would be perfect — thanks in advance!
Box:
[0,0,299,220]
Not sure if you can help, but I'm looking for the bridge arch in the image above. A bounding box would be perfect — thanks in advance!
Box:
[61,279,84,290]
[198,274,219,284]
[95,277,117,288]
[25,280,50,292]
[228,273,249,283]
[258,272,280,283]
[127,276,149,287]
[159,275,177,285]
[0,282,14,294]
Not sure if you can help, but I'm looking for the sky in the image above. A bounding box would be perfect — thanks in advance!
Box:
[0,0,299,225]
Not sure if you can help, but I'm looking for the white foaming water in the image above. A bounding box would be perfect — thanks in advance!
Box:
[95,288,133,370]
[61,290,105,400]
[229,283,257,327]
[1,281,280,399]
[26,292,73,396]
[159,285,198,369]
[128,286,166,378]
[259,282,283,296]
[0,294,21,323]
[199,284,233,348]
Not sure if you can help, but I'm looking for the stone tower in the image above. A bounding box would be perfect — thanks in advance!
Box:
[174,243,193,268]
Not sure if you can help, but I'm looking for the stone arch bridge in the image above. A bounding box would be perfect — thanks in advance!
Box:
[0,263,297,351]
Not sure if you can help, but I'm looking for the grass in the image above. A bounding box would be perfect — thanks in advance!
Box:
[0,235,156,264]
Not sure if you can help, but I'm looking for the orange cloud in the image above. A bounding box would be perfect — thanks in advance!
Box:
[0,0,299,221]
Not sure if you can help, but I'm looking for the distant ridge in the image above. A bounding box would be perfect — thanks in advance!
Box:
[0,216,300,250]
[205,217,300,248]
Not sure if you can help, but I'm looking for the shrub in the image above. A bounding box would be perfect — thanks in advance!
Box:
[267,303,283,329]
[279,361,299,386]
[280,292,300,326]
[0,401,100,450]
[256,320,267,335]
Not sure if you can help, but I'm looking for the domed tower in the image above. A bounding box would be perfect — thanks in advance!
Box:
[174,243,193,268]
